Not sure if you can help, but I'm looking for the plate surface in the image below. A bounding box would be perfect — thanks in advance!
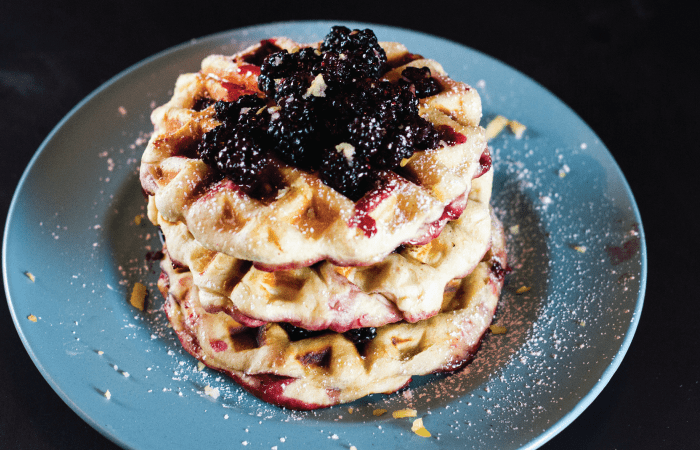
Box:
[3,21,646,450]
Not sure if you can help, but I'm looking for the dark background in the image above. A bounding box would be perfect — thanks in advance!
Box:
[1,1,696,449]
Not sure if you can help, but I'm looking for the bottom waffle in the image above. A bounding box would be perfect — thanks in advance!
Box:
[158,216,507,410]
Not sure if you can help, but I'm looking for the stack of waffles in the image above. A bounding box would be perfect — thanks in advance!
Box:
[139,33,507,410]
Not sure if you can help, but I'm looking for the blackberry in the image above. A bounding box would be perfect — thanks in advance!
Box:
[374,130,413,168]
[343,327,377,345]
[258,50,298,97]
[400,66,442,98]
[198,122,271,192]
[197,124,225,167]
[274,72,312,102]
[294,46,322,74]
[236,102,270,130]
[279,323,326,341]
[364,81,418,126]
[318,51,357,89]
[411,116,441,150]
[319,147,374,201]
[276,92,315,123]
[214,95,266,123]
[343,81,426,169]
[320,26,353,52]
[268,123,317,168]
[264,94,321,167]
[320,26,387,80]
[347,116,384,160]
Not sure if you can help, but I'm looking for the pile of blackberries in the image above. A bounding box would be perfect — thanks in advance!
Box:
[197,26,443,200]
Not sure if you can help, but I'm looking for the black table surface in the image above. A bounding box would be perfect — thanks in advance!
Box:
[1,1,696,449]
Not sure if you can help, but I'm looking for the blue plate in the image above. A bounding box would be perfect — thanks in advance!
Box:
[3,21,646,450]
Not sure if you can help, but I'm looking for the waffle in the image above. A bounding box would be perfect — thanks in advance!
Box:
[157,169,493,332]
[140,39,487,269]
[159,215,506,410]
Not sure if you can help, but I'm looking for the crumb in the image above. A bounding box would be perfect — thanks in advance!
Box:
[515,286,531,294]
[118,106,127,115]
[348,406,353,414]
[104,390,112,400]
[204,385,220,399]
[489,324,507,334]
[373,408,387,416]
[509,224,520,235]
[484,115,508,140]
[24,271,35,282]
[411,418,431,437]
[558,164,570,178]
[573,245,587,253]
[134,214,143,225]
[304,74,327,98]
[27,314,38,322]
[508,120,526,139]
[485,115,527,140]
[392,408,417,418]
[197,361,206,371]
[335,142,355,163]
[130,282,147,311]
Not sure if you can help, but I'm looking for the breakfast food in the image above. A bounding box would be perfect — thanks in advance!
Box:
[159,216,506,409]
[157,170,493,331]
[140,26,506,409]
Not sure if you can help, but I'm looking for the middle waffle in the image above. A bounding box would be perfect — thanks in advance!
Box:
[157,170,494,332]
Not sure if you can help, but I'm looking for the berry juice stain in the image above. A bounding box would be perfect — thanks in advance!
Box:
[236,64,261,76]
[476,148,492,178]
[218,81,258,102]
[605,237,640,265]
[606,223,641,266]
[436,125,467,145]
[348,181,397,237]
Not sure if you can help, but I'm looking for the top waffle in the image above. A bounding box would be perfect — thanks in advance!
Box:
[140,33,487,269]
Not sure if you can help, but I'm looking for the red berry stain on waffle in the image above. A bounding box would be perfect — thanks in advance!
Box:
[209,339,228,352]
[476,148,492,178]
